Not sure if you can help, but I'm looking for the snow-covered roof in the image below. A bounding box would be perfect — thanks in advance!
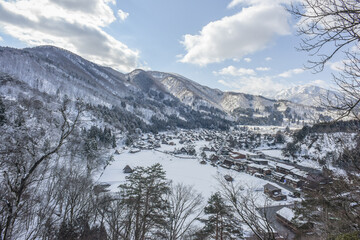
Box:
[276,163,295,170]
[235,150,255,155]
[264,183,280,191]
[251,158,268,161]
[277,207,295,222]
[272,172,285,178]
[291,168,308,178]
[285,175,301,183]
[248,163,268,169]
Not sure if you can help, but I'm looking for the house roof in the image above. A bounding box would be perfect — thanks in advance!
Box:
[248,163,268,169]
[276,163,295,171]
[264,183,281,191]
[277,207,295,222]
[123,165,133,172]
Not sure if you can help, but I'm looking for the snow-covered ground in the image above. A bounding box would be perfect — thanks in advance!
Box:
[98,148,296,206]
[260,149,284,159]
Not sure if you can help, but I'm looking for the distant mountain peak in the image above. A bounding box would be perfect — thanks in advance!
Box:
[274,84,337,106]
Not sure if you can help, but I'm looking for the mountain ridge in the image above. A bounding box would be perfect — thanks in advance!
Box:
[0,45,333,129]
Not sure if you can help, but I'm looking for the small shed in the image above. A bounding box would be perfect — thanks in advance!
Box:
[224,175,234,182]
[200,160,207,165]
[123,165,133,174]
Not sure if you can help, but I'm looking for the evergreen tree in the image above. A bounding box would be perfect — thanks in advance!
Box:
[57,221,78,240]
[275,131,285,144]
[198,192,242,240]
[112,135,116,148]
[118,163,170,239]
[0,96,5,126]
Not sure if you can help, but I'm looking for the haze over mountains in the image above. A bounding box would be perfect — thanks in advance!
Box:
[0,45,333,130]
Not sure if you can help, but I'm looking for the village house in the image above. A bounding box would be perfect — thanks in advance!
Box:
[224,175,234,182]
[247,163,271,176]
[276,163,295,175]
[272,172,286,183]
[220,159,233,169]
[276,207,296,231]
[123,165,133,174]
[249,158,268,165]
[276,207,313,233]
[285,175,304,189]
[291,168,308,180]
[229,151,247,160]
[304,172,330,191]
[264,183,287,201]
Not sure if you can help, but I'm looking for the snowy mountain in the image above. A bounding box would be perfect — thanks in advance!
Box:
[274,84,338,107]
[0,45,333,129]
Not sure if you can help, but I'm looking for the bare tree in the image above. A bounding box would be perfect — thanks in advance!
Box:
[289,0,360,120]
[94,192,127,240]
[0,98,83,240]
[164,183,203,240]
[290,1,360,238]
[217,177,277,240]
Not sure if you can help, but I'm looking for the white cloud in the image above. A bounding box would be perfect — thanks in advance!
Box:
[256,67,270,71]
[265,57,272,61]
[180,2,291,66]
[0,0,140,72]
[244,57,251,62]
[218,79,235,88]
[329,60,348,72]
[227,0,244,8]
[278,68,304,78]
[0,35,2,41]
[308,79,329,89]
[117,9,129,21]
[228,0,295,8]
[215,65,256,76]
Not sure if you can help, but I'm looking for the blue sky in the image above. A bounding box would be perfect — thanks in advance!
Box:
[0,0,343,97]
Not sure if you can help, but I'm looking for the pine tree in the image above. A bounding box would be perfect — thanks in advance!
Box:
[118,163,170,239]
[199,192,242,240]
[112,135,116,148]
[0,96,5,126]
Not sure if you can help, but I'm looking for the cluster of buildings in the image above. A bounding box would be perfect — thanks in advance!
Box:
[213,148,328,196]
[121,128,332,239]
[126,129,328,197]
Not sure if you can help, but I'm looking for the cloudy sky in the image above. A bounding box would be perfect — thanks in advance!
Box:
[0,0,342,97]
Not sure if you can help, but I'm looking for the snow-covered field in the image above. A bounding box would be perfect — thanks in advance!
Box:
[98,149,296,206]
[260,149,284,159]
